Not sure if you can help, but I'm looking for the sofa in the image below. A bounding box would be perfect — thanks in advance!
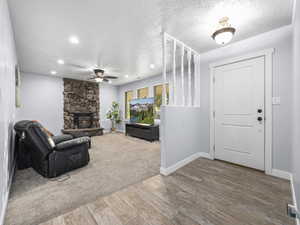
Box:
[14,120,90,178]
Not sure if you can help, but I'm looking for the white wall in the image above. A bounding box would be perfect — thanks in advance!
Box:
[292,0,300,209]
[0,0,17,224]
[160,106,202,170]
[16,73,118,133]
[16,73,64,134]
[99,83,118,131]
[199,25,293,173]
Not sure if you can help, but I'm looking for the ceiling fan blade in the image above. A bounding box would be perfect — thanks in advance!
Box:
[66,63,88,69]
[103,78,109,82]
[103,75,118,79]
[75,72,94,76]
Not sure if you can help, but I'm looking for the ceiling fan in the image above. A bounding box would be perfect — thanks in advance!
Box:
[87,68,118,83]
[67,52,120,83]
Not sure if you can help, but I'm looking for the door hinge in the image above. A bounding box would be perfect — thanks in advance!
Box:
[213,77,216,83]
[213,111,216,118]
[287,204,300,219]
[213,145,215,151]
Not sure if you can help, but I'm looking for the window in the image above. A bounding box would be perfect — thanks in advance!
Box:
[137,87,149,99]
[125,90,133,119]
[154,84,169,110]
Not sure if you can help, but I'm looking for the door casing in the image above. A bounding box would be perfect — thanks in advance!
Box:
[209,49,274,175]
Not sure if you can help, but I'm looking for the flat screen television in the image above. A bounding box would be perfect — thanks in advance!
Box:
[130,98,154,125]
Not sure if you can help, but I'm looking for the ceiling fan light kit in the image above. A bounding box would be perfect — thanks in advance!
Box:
[212,17,236,45]
[95,77,103,83]
[88,68,118,83]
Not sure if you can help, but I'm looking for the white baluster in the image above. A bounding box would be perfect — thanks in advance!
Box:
[181,44,185,106]
[172,40,177,106]
[194,55,201,107]
[198,55,201,106]
[187,50,192,106]
[162,33,167,106]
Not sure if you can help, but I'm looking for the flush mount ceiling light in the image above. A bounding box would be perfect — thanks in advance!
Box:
[50,70,57,75]
[57,59,65,65]
[69,35,79,45]
[125,74,129,78]
[212,17,236,45]
[149,64,155,69]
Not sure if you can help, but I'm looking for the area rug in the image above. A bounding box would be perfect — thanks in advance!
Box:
[5,133,160,225]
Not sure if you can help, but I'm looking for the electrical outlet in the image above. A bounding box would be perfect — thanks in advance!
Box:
[287,204,300,219]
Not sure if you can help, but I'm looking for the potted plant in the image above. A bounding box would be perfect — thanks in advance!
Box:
[106,101,121,132]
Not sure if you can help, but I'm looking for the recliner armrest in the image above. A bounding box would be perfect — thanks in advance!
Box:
[52,134,74,144]
[55,137,90,151]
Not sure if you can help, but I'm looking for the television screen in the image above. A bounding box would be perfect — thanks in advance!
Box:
[130,98,154,125]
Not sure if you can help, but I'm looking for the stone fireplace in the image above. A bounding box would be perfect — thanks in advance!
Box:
[62,78,103,136]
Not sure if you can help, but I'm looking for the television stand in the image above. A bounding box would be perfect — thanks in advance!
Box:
[125,123,159,142]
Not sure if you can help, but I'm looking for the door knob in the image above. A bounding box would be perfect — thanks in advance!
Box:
[257,117,263,121]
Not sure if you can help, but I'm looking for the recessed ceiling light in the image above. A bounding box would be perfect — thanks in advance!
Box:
[50,70,57,75]
[125,74,129,78]
[108,80,112,84]
[57,59,65,65]
[149,64,155,69]
[69,36,80,44]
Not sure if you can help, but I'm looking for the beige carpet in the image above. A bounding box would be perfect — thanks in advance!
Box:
[5,133,160,225]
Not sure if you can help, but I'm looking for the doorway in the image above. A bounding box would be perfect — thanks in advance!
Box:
[210,49,274,173]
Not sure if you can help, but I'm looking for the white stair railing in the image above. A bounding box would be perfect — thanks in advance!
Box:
[162,32,201,107]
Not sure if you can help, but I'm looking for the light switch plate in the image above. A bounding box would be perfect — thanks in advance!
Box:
[272,97,281,105]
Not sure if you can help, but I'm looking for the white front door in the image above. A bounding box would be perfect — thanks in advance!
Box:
[213,56,265,170]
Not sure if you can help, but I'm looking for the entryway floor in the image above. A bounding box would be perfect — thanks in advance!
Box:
[39,158,294,225]
[5,133,160,225]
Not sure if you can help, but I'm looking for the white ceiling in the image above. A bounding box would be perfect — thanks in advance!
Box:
[8,0,293,85]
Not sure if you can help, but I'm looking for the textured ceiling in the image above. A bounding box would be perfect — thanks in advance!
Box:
[8,0,293,85]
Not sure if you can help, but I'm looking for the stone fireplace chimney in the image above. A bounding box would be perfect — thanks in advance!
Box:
[63,78,103,136]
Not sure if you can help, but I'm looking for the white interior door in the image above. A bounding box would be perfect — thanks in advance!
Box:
[213,56,265,170]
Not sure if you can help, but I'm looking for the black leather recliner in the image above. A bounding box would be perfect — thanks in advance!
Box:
[14,120,90,178]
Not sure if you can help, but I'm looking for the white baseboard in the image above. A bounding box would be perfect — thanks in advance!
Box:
[290,174,300,225]
[0,163,16,225]
[198,152,214,160]
[160,152,201,176]
[160,151,214,176]
[103,130,110,134]
[270,169,291,180]
[104,129,125,134]
[0,191,9,225]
